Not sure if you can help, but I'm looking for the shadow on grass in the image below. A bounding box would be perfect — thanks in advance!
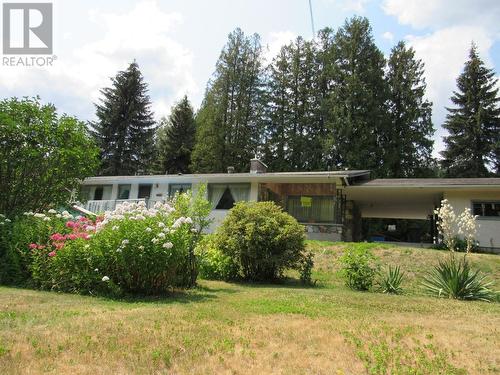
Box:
[222,277,325,290]
[0,283,230,305]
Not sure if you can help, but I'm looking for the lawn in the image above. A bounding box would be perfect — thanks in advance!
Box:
[1,242,499,374]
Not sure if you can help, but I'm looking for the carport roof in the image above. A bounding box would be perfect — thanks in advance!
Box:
[354,178,500,188]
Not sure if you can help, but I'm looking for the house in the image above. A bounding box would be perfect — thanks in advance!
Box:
[80,159,500,251]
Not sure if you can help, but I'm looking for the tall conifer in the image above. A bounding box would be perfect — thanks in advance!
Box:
[441,45,500,177]
[92,61,156,175]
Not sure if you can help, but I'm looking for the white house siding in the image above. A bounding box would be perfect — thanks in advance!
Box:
[444,190,500,249]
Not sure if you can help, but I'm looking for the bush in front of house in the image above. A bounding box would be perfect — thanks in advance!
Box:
[0,210,74,285]
[212,201,308,282]
[339,245,379,291]
[2,187,212,296]
[197,234,240,281]
[423,199,496,301]
[422,255,496,301]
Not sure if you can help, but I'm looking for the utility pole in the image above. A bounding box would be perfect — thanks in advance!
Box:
[308,0,316,38]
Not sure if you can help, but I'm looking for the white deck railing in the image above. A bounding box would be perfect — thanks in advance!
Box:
[84,199,161,213]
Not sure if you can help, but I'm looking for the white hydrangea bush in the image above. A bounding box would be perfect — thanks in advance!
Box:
[90,200,199,293]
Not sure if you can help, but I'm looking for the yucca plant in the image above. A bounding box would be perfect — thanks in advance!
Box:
[378,265,404,294]
[422,255,496,301]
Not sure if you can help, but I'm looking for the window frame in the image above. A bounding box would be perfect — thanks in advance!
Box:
[471,200,500,220]
[285,195,336,224]
[138,184,153,199]
[208,183,251,210]
[168,183,192,198]
[117,184,131,200]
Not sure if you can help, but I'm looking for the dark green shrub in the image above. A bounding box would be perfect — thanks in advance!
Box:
[378,265,404,294]
[339,245,379,291]
[215,201,307,282]
[197,235,239,281]
[299,252,315,285]
[422,255,496,301]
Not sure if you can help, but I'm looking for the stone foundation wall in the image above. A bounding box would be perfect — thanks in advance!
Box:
[303,223,343,242]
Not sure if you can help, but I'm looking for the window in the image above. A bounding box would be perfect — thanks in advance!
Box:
[94,187,104,200]
[118,184,131,200]
[81,185,112,201]
[138,184,152,199]
[472,201,500,218]
[169,183,192,197]
[286,196,335,223]
[208,184,250,209]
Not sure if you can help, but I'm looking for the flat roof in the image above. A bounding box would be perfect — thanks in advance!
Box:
[354,178,500,188]
[83,170,371,184]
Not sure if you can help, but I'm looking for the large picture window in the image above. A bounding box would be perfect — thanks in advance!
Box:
[208,183,250,209]
[472,201,500,218]
[286,195,335,223]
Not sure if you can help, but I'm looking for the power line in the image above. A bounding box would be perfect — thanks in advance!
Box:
[308,0,316,38]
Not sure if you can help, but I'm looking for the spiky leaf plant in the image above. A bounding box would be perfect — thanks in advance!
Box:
[378,265,404,294]
[422,255,496,301]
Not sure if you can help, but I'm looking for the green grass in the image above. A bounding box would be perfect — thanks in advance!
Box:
[0,242,499,374]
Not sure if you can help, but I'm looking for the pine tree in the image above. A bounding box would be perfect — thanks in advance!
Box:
[153,96,196,174]
[263,37,324,171]
[324,17,389,175]
[91,61,156,175]
[191,28,264,173]
[441,44,500,177]
[384,41,434,177]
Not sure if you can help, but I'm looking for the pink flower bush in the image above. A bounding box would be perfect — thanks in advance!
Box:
[28,212,101,257]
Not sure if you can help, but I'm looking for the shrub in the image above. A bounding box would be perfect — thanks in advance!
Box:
[378,265,404,294]
[197,235,239,281]
[422,255,496,301]
[4,187,211,296]
[339,245,379,291]
[0,210,73,284]
[0,97,99,217]
[299,252,315,285]
[214,201,307,282]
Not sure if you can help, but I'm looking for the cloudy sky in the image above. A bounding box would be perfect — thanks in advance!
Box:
[1,0,499,157]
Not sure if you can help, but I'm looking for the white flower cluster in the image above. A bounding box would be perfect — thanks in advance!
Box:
[434,199,478,253]
[22,209,74,222]
[96,200,175,231]
[457,208,478,254]
[172,216,193,229]
[434,199,456,251]
[0,213,11,226]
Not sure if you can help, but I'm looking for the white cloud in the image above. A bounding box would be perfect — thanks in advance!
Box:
[382,0,500,157]
[340,0,370,13]
[382,31,394,41]
[382,0,500,33]
[0,0,197,121]
[263,31,297,63]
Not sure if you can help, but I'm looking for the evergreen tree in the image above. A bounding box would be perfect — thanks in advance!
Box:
[91,61,156,175]
[384,41,434,177]
[191,28,264,173]
[263,37,324,171]
[324,17,389,175]
[153,96,196,174]
[441,44,500,177]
